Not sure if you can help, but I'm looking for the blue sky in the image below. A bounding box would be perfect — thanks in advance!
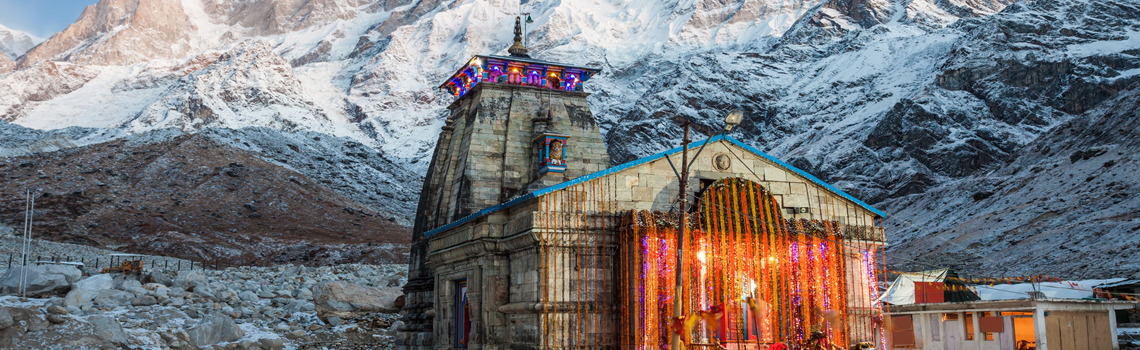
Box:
[0,0,96,39]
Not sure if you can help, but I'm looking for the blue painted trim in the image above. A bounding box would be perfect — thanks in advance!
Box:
[422,135,883,238]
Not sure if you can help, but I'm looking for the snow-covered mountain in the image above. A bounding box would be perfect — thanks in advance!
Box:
[0,23,40,61]
[1,0,1138,276]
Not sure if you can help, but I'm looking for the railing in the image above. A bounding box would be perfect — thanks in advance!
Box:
[3,252,238,273]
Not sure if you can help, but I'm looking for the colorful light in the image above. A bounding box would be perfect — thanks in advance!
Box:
[619,178,884,349]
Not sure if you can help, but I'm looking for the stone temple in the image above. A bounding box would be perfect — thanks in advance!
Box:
[398,17,890,350]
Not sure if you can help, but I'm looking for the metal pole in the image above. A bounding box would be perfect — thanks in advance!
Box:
[672,121,691,350]
[18,190,28,296]
[21,189,34,298]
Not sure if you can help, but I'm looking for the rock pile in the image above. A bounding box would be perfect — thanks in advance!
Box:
[0,263,408,349]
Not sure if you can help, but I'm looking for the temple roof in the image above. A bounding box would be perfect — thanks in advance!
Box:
[438,54,602,98]
[422,135,885,238]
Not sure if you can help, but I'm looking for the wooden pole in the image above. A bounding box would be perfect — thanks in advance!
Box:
[672,121,691,350]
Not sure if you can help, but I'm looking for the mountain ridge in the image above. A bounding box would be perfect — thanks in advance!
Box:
[0,23,40,59]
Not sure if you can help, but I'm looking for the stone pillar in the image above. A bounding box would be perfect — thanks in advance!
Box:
[1034,308,1048,350]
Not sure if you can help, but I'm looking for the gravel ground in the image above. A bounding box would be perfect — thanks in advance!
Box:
[0,261,409,349]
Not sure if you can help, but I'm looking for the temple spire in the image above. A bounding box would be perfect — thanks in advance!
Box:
[508,16,530,58]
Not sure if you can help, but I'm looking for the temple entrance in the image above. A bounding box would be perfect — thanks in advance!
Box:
[618,178,885,350]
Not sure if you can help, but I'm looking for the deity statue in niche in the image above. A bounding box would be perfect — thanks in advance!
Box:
[550,140,564,161]
[535,133,569,174]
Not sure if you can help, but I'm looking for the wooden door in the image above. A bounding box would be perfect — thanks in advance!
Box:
[945,320,963,350]
[1044,311,1112,350]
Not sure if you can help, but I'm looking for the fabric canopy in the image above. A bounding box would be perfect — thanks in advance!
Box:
[881,269,948,305]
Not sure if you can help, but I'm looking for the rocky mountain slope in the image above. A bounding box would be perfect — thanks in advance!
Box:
[0,123,410,266]
[881,83,1140,279]
[1,0,1138,276]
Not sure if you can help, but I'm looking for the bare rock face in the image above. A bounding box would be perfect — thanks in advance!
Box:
[311,281,401,321]
[20,0,196,67]
[127,40,328,133]
[0,55,12,74]
[205,0,372,36]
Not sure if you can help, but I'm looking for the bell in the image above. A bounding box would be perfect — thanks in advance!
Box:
[526,15,534,23]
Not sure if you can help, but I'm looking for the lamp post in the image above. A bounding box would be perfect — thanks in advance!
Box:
[671,110,743,350]
[515,12,535,46]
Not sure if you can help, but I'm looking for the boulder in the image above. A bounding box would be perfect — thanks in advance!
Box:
[285,330,305,340]
[293,288,312,300]
[143,270,173,286]
[46,314,67,324]
[64,274,114,309]
[89,315,129,345]
[0,265,82,296]
[258,337,285,350]
[116,279,142,291]
[173,271,207,290]
[186,313,245,347]
[147,284,170,298]
[0,309,12,330]
[0,307,47,333]
[386,320,405,337]
[238,290,259,303]
[45,305,68,315]
[131,295,158,306]
[310,281,401,321]
[93,289,134,308]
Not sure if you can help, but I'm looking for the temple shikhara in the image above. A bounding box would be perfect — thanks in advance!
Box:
[398,16,889,350]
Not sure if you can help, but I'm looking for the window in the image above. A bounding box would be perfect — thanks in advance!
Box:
[944,313,959,320]
[456,279,470,348]
[965,312,975,340]
[931,313,941,341]
[983,312,995,340]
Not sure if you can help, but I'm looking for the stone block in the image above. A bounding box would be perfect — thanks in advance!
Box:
[768,182,789,194]
[783,194,809,208]
[623,175,639,188]
[762,166,786,181]
[632,187,656,202]
[790,183,808,194]
[639,173,667,188]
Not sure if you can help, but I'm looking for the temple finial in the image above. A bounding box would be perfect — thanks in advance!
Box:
[508,16,530,58]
